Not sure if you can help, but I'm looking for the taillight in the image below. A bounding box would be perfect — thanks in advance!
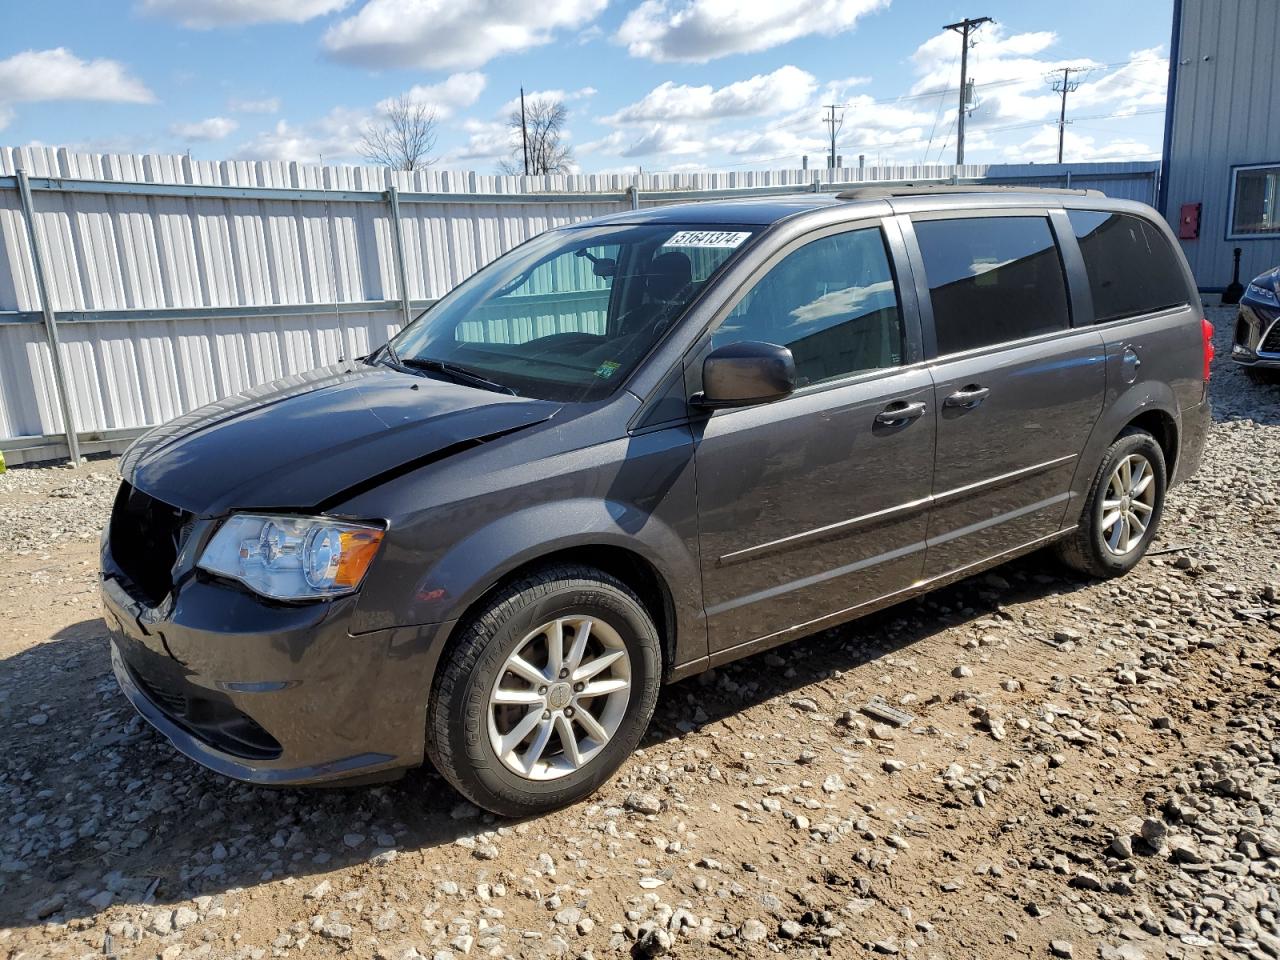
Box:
[1201,317,1214,381]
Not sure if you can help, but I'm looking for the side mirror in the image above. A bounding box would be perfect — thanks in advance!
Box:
[695,340,796,408]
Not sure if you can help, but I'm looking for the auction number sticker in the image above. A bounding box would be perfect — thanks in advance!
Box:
[664,230,751,249]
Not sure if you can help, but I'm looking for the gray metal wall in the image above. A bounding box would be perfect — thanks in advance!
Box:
[0,146,1160,463]
[1161,0,1280,290]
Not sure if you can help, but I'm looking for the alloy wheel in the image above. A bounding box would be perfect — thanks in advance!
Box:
[487,616,632,780]
[1100,453,1156,556]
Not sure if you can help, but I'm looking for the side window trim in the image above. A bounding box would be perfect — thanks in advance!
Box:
[685,218,917,397]
[1048,208,1094,329]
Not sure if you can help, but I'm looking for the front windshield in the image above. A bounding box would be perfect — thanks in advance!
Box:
[389,224,756,402]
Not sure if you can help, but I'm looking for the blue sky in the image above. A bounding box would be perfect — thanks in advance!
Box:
[0,0,1174,173]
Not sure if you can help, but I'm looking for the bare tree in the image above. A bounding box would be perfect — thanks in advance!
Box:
[500,98,573,175]
[358,94,438,171]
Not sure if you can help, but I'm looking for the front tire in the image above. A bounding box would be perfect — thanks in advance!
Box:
[426,565,661,817]
[1245,366,1280,385]
[1056,429,1167,579]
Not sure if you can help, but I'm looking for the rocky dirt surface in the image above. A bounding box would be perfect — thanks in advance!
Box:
[1,308,1277,960]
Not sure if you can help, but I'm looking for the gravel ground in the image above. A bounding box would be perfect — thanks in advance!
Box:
[1,306,1277,960]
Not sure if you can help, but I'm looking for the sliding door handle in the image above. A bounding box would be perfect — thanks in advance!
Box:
[875,400,928,426]
[943,385,990,409]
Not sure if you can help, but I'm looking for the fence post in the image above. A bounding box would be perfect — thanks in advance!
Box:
[627,184,640,210]
[385,184,414,331]
[15,169,81,466]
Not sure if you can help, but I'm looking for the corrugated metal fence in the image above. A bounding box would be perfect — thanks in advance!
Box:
[0,146,1159,463]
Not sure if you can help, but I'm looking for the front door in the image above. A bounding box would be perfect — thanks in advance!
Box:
[688,224,937,656]
[909,213,1106,578]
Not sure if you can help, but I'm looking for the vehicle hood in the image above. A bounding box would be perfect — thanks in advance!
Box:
[1248,265,1280,293]
[120,361,559,516]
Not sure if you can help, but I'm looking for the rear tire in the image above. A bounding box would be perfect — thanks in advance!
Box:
[426,565,661,817]
[1056,429,1167,579]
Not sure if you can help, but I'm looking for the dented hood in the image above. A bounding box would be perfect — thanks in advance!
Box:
[120,361,558,516]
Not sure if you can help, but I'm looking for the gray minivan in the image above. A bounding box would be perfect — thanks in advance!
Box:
[102,186,1212,816]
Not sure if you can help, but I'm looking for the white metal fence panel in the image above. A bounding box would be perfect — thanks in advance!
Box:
[0,146,1161,460]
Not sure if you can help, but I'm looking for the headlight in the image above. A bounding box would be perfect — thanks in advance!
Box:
[198,514,385,600]
[1247,282,1280,307]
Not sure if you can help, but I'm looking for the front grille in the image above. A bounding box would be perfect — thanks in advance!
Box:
[1261,321,1280,355]
[109,482,192,606]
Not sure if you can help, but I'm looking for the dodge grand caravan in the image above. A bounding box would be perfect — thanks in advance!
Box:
[102,186,1212,816]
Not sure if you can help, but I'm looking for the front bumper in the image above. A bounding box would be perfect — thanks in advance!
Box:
[102,561,451,786]
[1231,301,1280,368]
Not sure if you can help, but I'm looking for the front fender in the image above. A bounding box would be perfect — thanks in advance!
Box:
[409,497,706,670]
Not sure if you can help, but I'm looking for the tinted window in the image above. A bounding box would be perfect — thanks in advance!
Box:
[712,227,904,386]
[1068,210,1189,322]
[915,216,1070,355]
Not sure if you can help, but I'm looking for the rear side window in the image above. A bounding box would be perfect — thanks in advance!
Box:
[1068,210,1189,322]
[915,216,1070,355]
[712,226,905,387]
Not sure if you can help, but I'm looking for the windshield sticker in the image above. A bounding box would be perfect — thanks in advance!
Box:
[664,230,751,249]
[594,360,621,380]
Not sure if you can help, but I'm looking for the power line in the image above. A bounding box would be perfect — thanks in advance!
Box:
[943,15,993,164]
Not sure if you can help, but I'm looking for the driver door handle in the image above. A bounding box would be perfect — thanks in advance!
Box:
[875,400,928,425]
[943,384,991,409]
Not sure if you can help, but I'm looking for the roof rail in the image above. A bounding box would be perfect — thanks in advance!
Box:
[835,183,1105,200]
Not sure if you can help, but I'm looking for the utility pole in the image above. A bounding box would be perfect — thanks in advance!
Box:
[1050,66,1083,163]
[822,104,845,172]
[519,86,529,175]
[943,16,992,165]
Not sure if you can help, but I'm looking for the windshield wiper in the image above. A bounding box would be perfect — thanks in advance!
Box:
[400,356,519,396]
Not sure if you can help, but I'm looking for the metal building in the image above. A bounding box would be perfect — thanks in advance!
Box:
[1159,0,1280,291]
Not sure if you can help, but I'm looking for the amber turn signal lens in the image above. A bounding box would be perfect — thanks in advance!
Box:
[334,528,385,588]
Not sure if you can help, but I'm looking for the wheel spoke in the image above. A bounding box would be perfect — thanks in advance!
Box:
[1120,457,1132,492]
[574,705,609,744]
[574,649,625,684]
[1107,514,1125,551]
[555,714,582,769]
[1128,458,1146,494]
[499,709,543,756]
[492,687,543,705]
[520,718,555,773]
[545,620,565,678]
[1131,473,1154,497]
[581,677,629,698]
[1127,510,1147,538]
[505,654,548,686]
[1102,497,1124,511]
[1131,499,1153,516]
[1101,509,1123,532]
[565,618,592,673]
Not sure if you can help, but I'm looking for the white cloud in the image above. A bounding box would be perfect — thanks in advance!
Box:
[497,86,596,115]
[605,66,817,124]
[616,0,889,63]
[234,107,366,163]
[138,0,352,28]
[379,73,487,118]
[228,96,281,114]
[170,116,239,140]
[0,48,154,109]
[444,118,514,163]
[323,0,608,70]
